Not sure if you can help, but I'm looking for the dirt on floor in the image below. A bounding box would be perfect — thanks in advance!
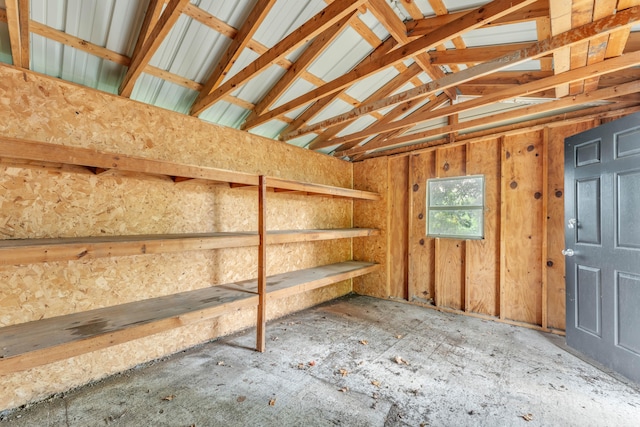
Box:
[2,294,640,426]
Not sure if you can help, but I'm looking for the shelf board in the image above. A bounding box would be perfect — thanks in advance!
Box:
[0,137,380,200]
[0,229,379,265]
[0,261,378,374]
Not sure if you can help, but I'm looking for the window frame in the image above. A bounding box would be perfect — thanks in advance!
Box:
[426,174,485,240]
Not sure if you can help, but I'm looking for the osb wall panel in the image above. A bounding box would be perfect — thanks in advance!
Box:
[0,280,350,411]
[388,156,409,299]
[466,139,501,316]
[353,157,388,298]
[545,120,597,331]
[501,131,544,325]
[0,67,354,411]
[0,65,351,187]
[434,145,466,310]
[408,152,435,304]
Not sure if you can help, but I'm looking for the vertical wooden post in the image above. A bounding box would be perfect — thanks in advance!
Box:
[257,175,267,352]
[434,148,442,308]
[464,142,471,313]
[499,136,506,320]
[541,128,550,331]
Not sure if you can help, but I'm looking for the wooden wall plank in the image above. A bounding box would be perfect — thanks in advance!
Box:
[545,120,597,330]
[388,156,409,299]
[466,138,501,316]
[408,152,436,304]
[501,130,544,325]
[434,145,466,311]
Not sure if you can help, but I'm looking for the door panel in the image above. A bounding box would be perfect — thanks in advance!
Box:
[576,178,601,245]
[576,265,601,337]
[618,172,640,248]
[617,272,640,355]
[565,113,640,384]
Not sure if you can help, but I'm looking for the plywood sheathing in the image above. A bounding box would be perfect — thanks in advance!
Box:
[0,66,350,187]
[545,120,598,331]
[465,139,501,317]
[387,156,409,300]
[354,121,603,330]
[408,152,436,304]
[501,131,544,325]
[352,157,388,298]
[0,66,355,411]
[434,145,466,311]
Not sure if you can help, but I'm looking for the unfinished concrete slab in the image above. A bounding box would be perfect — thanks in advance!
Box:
[2,295,639,426]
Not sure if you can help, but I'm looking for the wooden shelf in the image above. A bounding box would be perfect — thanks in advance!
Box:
[0,261,378,374]
[0,229,379,265]
[0,136,381,368]
[0,137,380,200]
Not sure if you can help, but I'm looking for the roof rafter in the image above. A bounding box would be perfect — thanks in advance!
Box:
[245,0,538,131]
[119,0,191,98]
[271,36,398,137]
[285,7,640,141]
[329,92,451,154]
[128,0,164,65]
[4,0,28,68]
[367,0,457,100]
[307,63,427,148]
[406,0,549,37]
[189,0,368,117]
[356,102,640,160]
[193,0,277,110]
[245,10,357,122]
[334,49,640,153]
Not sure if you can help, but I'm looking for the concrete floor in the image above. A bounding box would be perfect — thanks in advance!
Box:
[2,294,640,426]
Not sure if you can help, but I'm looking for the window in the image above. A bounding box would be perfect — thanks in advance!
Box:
[426,175,485,239]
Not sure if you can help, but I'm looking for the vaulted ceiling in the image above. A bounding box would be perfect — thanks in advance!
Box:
[1,0,639,161]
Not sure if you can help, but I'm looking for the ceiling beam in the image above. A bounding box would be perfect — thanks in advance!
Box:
[18,0,28,68]
[119,0,191,98]
[128,0,164,65]
[189,0,368,117]
[429,42,542,65]
[5,0,25,68]
[367,0,457,99]
[245,0,538,131]
[270,36,398,137]
[307,63,427,148]
[327,93,450,153]
[335,50,640,154]
[193,0,277,110]
[406,0,549,37]
[549,0,572,98]
[245,11,356,123]
[568,0,595,95]
[356,103,640,160]
[281,7,640,141]
[582,0,618,93]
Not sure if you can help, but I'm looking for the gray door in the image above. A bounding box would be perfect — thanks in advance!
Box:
[565,113,640,384]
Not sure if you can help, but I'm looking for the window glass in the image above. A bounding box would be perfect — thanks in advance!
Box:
[427,175,484,239]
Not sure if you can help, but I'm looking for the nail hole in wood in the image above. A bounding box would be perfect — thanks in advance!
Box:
[510,181,518,189]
